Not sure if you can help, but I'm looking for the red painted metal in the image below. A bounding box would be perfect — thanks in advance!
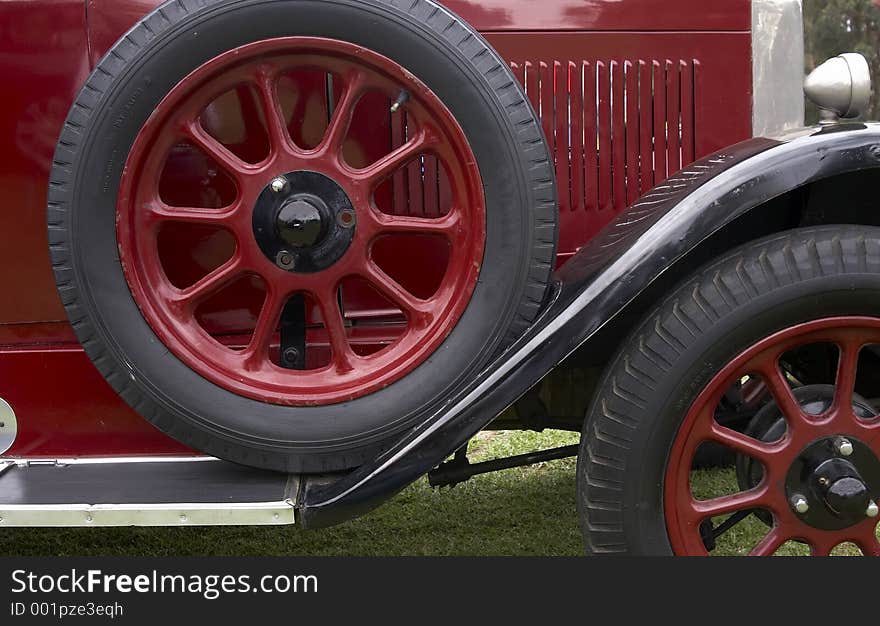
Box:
[0,2,89,331]
[86,0,751,56]
[489,32,752,259]
[665,318,880,556]
[1,348,195,458]
[0,0,755,456]
[624,61,639,207]
[117,37,485,405]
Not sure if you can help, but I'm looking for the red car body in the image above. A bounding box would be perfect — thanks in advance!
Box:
[0,0,752,458]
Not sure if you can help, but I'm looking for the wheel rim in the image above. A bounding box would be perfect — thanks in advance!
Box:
[665,317,880,556]
[117,37,486,405]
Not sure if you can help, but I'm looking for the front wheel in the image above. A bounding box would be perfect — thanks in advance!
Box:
[578,226,880,556]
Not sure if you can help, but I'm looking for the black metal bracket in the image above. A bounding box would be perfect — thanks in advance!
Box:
[280,293,307,369]
[427,443,579,488]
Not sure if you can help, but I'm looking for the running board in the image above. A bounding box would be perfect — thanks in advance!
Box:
[0,457,299,527]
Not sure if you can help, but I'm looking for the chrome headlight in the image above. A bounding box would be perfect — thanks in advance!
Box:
[804,53,873,120]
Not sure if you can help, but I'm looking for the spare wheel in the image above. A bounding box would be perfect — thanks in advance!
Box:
[47,0,558,472]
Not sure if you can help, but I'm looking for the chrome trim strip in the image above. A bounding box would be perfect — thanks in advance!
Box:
[752,0,805,137]
[0,399,17,456]
[1,455,214,466]
[0,500,295,527]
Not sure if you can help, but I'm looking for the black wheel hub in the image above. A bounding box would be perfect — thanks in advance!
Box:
[277,195,326,248]
[785,436,880,530]
[252,170,356,273]
[736,384,879,529]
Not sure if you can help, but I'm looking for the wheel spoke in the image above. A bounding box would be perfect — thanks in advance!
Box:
[749,526,786,557]
[691,487,768,519]
[367,210,462,240]
[834,336,863,414]
[145,201,238,228]
[754,357,806,425]
[362,261,432,324]
[855,536,880,556]
[243,287,285,369]
[810,539,837,557]
[254,68,293,157]
[182,120,253,178]
[355,129,435,188]
[235,84,266,141]
[313,285,356,373]
[317,70,365,157]
[170,255,244,312]
[708,422,780,462]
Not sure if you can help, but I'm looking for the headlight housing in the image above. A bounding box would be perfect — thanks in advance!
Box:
[804,53,873,120]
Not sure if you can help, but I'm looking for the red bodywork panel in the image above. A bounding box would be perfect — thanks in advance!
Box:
[0,0,753,457]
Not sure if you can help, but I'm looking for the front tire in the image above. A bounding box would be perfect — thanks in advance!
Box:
[578,226,880,556]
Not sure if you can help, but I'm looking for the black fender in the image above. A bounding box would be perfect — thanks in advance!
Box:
[298,122,880,528]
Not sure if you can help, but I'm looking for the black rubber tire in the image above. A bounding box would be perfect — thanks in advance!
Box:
[577,226,880,555]
[47,0,557,473]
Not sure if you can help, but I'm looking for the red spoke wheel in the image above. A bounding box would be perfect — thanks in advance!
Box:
[578,226,880,555]
[666,318,880,556]
[117,37,485,404]
[48,0,557,472]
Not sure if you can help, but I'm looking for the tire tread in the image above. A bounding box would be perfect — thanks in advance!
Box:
[579,226,880,555]
[48,0,557,472]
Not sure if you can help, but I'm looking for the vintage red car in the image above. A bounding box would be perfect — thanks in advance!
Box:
[1,0,878,556]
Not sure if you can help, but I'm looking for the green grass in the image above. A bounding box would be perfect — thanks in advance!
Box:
[0,430,583,557]
[0,430,874,556]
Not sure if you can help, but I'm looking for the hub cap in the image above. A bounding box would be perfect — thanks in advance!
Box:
[665,317,880,556]
[784,436,880,530]
[277,197,324,248]
[116,38,486,405]
[252,170,356,273]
